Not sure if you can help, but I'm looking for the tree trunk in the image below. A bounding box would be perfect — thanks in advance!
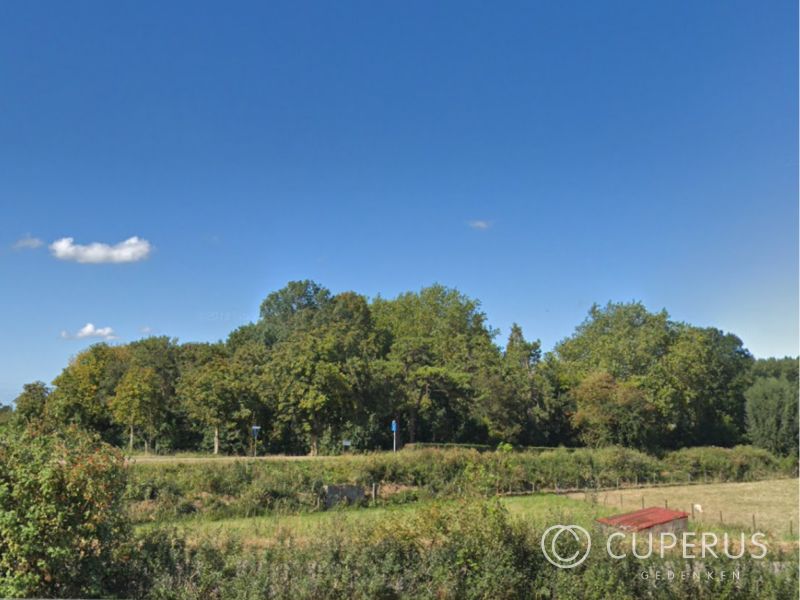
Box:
[408,408,417,444]
[144,438,150,455]
[129,424,134,453]
[213,426,220,455]
[309,432,318,456]
[409,388,425,444]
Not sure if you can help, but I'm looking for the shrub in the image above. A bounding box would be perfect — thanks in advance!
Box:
[126,445,788,523]
[0,426,130,597]
[663,445,779,482]
[130,500,799,599]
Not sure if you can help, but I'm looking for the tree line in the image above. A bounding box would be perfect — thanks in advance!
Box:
[9,281,799,456]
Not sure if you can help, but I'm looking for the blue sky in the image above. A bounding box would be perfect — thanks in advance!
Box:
[0,1,797,404]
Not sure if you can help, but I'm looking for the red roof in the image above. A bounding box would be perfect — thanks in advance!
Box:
[597,507,689,531]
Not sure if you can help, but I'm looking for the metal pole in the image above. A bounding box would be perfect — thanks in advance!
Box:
[393,429,396,453]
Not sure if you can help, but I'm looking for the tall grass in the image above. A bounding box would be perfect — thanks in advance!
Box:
[122,500,799,600]
[126,445,795,523]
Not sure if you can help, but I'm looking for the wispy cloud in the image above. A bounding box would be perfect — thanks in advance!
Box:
[12,235,44,250]
[140,325,153,334]
[61,323,117,341]
[468,220,491,230]
[50,236,152,264]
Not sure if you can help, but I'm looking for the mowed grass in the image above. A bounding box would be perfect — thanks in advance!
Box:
[567,478,799,539]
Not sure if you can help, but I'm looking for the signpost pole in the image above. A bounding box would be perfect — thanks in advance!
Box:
[391,419,397,453]
[251,425,262,458]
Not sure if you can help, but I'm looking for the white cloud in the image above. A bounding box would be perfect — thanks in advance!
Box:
[49,236,152,264]
[468,220,491,230]
[12,235,44,250]
[140,326,152,334]
[61,323,117,341]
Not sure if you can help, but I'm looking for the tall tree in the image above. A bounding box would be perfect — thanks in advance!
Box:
[177,358,236,455]
[109,366,161,453]
[266,333,352,455]
[750,357,799,384]
[555,302,753,449]
[570,371,658,449]
[13,381,50,424]
[647,326,752,447]
[745,376,799,456]
[127,337,181,450]
[265,292,377,454]
[475,324,542,445]
[258,280,332,344]
[372,285,497,444]
[48,344,129,443]
[555,302,674,382]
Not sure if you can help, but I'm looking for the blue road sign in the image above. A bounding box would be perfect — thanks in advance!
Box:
[391,419,397,433]
[252,425,262,437]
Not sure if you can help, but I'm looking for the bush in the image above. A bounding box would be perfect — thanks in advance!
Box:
[0,426,130,597]
[126,445,789,523]
[130,500,799,599]
[663,445,780,482]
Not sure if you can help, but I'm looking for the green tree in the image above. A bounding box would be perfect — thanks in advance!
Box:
[177,358,238,454]
[227,280,333,353]
[0,406,11,432]
[267,333,352,455]
[127,336,182,450]
[109,366,161,453]
[745,376,799,456]
[48,344,129,443]
[372,285,496,444]
[750,356,799,383]
[555,302,674,382]
[570,371,658,449]
[555,302,753,449]
[265,292,378,454]
[13,381,50,424]
[647,325,752,447]
[475,324,542,445]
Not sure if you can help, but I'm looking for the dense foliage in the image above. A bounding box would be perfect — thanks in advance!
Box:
[0,427,796,598]
[0,427,129,597]
[126,446,793,524]
[124,502,800,599]
[745,375,799,457]
[8,281,799,456]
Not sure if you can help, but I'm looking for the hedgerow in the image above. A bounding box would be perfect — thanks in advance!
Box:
[126,445,794,523]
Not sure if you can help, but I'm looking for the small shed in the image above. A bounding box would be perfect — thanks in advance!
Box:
[597,507,689,535]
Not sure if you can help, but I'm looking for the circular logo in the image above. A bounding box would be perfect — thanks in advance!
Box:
[540,524,592,569]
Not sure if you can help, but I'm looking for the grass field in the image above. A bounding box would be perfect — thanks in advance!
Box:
[143,494,612,547]
[568,478,799,539]
[145,478,799,548]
